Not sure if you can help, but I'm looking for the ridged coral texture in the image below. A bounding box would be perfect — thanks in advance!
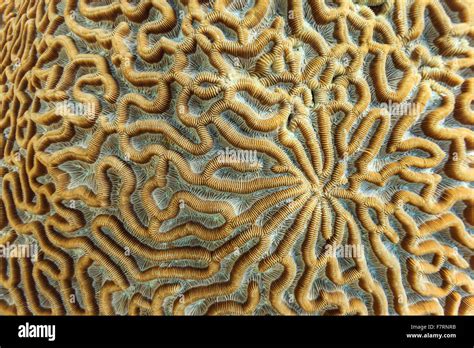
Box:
[0,0,473,315]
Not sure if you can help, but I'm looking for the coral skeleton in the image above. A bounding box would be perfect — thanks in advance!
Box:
[0,0,473,315]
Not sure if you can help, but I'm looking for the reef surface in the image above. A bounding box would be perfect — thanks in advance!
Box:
[0,0,473,315]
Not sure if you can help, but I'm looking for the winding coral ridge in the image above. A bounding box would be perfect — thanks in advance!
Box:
[0,0,473,315]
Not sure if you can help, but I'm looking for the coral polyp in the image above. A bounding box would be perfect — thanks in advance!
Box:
[0,0,473,315]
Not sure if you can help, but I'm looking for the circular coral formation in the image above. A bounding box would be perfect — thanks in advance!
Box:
[0,0,473,315]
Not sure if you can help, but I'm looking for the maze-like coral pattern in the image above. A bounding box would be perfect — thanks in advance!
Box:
[0,0,473,315]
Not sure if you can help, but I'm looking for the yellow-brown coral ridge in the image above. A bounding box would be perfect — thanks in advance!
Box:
[0,0,473,316]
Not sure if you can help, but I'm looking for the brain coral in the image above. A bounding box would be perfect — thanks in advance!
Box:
[0,0,473,316]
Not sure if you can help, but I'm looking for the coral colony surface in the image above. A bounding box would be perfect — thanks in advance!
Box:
[0,0,473,316]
